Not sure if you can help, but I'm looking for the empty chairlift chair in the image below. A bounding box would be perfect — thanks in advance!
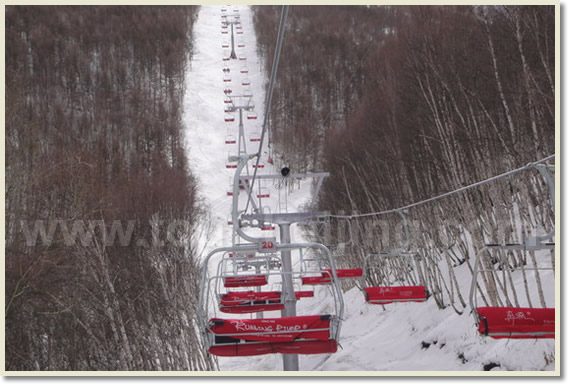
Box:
[226,152,237,169]
[256,186,270,199]
[218,290,314,314]
[198,245,345,357]
[224,113,235,123]
[247,111,258,120]
[240,66,249,74]
[469,163,555,339]
[300,240,363,285]
[207,315,339,357]
[250,130,261,142]
[361,251,429,305]
[242,78,251,86]
[225,134,236,145]
[222,41,230,49]
[469,242,555,339]
[223,75,231,83]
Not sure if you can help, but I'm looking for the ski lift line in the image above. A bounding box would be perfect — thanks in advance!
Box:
[244,5,289,214]
[329,155,555,220]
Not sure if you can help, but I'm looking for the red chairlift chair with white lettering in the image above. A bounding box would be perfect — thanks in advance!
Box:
[469,163,555,339]
[362,250,428,305]
[198,244,345,357]
[469,242,555,339]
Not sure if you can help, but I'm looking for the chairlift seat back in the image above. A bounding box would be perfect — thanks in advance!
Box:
[223,274,268,288]
[209,340,337,357]
[476,307,554,339]
[364,286,428,305]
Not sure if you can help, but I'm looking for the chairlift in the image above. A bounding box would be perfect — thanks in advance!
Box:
[250,131,261,142]
[243,89,253,97]
[226,153,237,169]
[224,87,232,95]
[224,96,232,104]
[224,113,235,123]
[256,187,270,199]
[237,30,243,35]
[469,164,555,339]
[222,42,229,49]
[302,268,363,285]
[247,112,258,120]
[222,66,230,73]
[222,30,228,34]
[238,42,245,48]
[362,251,428,304]
[239,54,246,59]
[469,242,555,339]
[253,164,264,169]
[225,134,236,144]
[223,75,231,83]
[242,78,251,86]
[240,66,249,74]
[219,290,314,314]
[198,244,345,357]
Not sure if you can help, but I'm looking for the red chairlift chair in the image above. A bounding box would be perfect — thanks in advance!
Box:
[362,251,428,304]
[250,131,261,142]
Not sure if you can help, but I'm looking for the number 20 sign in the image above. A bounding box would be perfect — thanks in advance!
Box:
[259,238,277,252]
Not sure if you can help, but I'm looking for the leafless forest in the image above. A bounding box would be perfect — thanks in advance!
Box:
[253,6,555,310]
[6,6,214,370]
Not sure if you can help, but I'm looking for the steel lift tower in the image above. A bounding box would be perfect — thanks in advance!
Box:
[221,14,241,59]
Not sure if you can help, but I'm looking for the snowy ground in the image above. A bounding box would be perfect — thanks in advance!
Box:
[183,5,556,372]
